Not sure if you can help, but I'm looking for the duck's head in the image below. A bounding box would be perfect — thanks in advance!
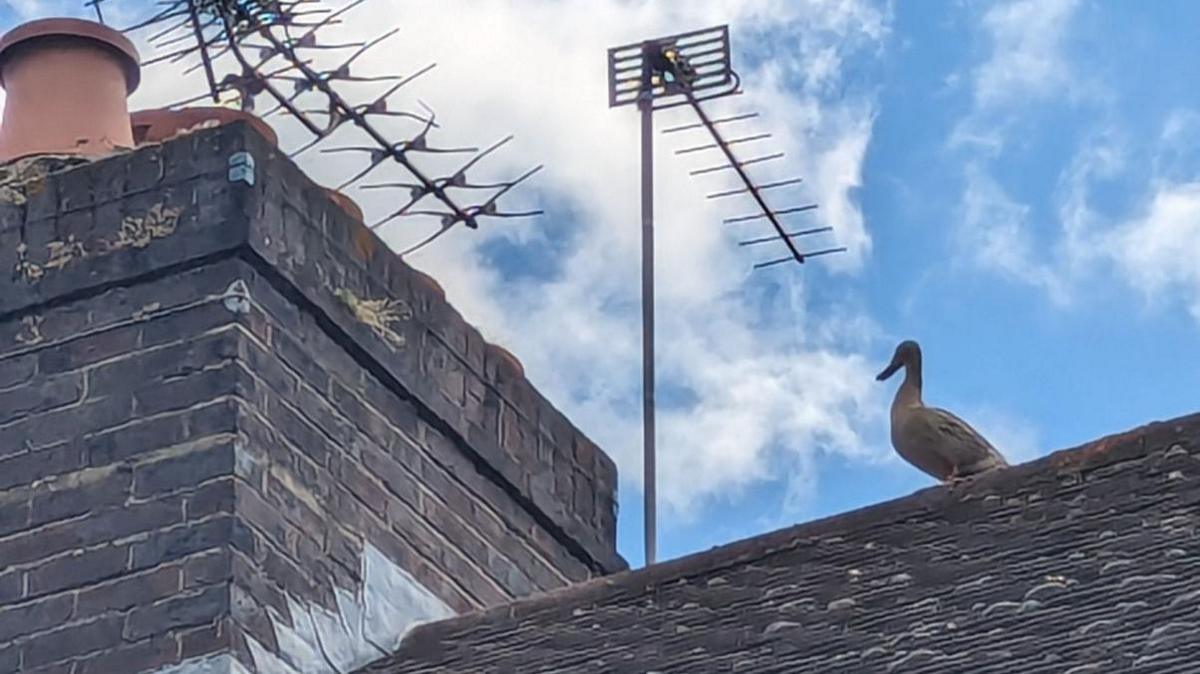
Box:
[876,339,921,381]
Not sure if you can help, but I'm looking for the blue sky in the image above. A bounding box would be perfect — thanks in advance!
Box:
[3,0,1199,569]
[636,0,1200,563]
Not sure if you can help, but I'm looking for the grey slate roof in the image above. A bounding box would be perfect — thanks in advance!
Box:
[358,411,1200,673]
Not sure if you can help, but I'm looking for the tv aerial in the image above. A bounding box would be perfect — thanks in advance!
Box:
[88,0,543,256]
[607,25,847,565]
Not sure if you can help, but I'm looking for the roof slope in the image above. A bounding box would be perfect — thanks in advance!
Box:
[358,412,1200,673]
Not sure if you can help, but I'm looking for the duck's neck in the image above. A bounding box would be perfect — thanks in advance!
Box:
[895,359,923,408]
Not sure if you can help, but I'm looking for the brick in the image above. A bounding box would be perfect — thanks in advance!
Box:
[238,334,300,400]
[0,490,30,537]
[28,544,130,598]
[229,581,280,655]
[178,618,230,660]
[258,541,319,607]
[1,492,181,569]
[294,384,357,448]
[0,568,23,605]
[264,471,326,541]
[485,546,536,597]
[125,582,229,640]
[130,515,231,570]
[0,372,84,425]
[262,391,332,468]
[23,660,75,674]
[21,615,123,669]
[338,457,388,520]
[360,441,421,508]
[134,361,245,417]
[329,377,393,445]
[77,564,181,617]
[0,643,16,673]
[30,464,132,528]
[235,479,299,554]
[187,477,236,520]
[236,407,295,475]
[416,500,490,574]
[184,548,232,588]
[74,632,177,674]
[140,301,238,351]
[0,442,88,491]
[357,372,420,440]
[500,404,533,458]
[573,471,595,522]
[324,525,363,583]
[37,324,139,375]
[0,351,36,390]
[230,518,261,562]
[231,551,288,617]
[0,593,76,642]
[132,439,235,498]
[87,398,236,467]
[86,330,237,398]
[554,467,572,501]
[1,392,133,459]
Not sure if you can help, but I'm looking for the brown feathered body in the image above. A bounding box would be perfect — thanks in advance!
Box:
[878,340,1008,481]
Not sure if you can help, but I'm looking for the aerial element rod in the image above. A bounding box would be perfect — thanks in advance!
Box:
[754,246,847,269]
[690,152,783,175]
[662,111,759,134]
[723,203,819,224]
[738,226,832,247]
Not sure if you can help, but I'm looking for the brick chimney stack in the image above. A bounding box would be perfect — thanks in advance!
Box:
[0,18,622,673]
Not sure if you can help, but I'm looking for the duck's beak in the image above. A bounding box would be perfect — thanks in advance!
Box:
[876,357,902,381]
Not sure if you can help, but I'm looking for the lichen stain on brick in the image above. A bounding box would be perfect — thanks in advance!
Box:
[132,302,163,321]
[44,235,87,271]
[333,287,411,349]
[10,203,184,283]
[14,314,44,345]
[0,156,52,205]
[12,242,44,282]
[105,203,184,251]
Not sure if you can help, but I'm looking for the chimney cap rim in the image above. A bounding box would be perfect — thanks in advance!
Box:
[0,17,141,93]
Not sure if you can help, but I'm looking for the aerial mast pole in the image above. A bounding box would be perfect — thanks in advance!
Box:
[638,43,657,566]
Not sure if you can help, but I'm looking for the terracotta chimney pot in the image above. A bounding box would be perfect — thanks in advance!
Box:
[0,18,140,162]
[324,187,365,224]
[131,107,279,147]
[486,342,526,379]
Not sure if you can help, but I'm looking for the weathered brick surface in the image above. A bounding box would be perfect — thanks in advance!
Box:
[0,259,242,672]
[243,127,620,571]
[0,122,622,672]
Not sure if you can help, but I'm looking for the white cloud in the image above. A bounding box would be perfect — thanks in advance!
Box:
[972,0,1081,107]
[950,0,1200,329]
[1101,182,1200,320]
[958,164,1070,302]
[67,0,895,522]
[950,0,1085,154]
[947,0,1084,297]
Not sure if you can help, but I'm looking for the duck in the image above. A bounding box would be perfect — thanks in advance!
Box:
[876,340,1008,482]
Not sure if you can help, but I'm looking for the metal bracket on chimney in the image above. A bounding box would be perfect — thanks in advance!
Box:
[221,279,252,314]
[227,151,256,186]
